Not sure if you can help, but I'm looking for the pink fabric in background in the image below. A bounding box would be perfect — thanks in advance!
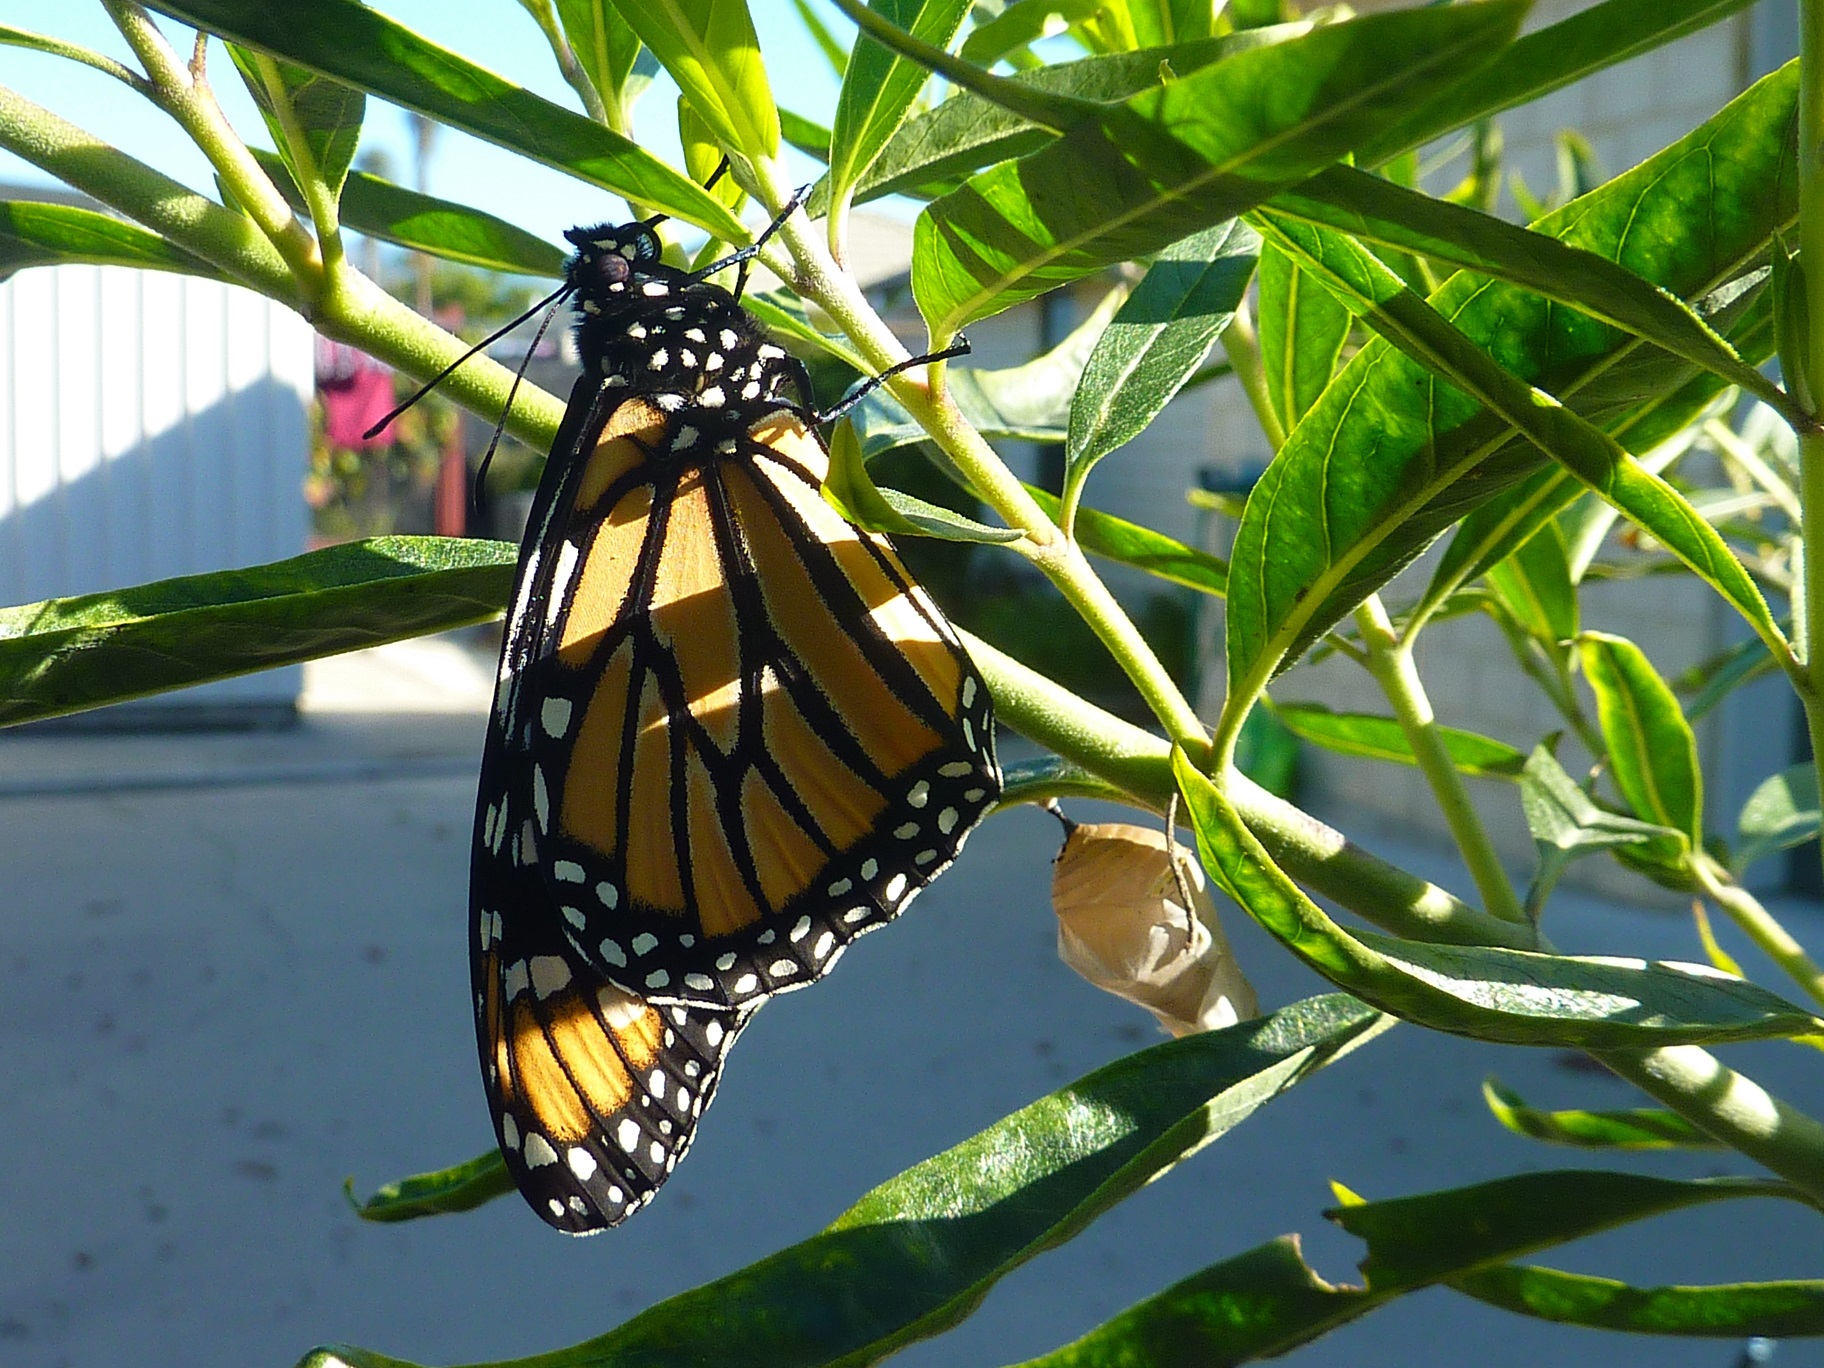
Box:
[317,337,398,448]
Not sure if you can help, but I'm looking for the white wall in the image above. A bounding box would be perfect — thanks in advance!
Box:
[0,265,314,717]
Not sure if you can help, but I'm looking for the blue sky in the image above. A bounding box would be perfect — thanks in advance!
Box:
[0,2,849,249]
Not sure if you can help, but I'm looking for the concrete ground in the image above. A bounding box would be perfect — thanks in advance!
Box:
[0,633,1819,1368]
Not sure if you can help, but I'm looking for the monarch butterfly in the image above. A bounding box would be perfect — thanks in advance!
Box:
[472,196,1000,1233]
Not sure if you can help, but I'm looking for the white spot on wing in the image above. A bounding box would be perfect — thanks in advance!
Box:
[524,1132,559,1168]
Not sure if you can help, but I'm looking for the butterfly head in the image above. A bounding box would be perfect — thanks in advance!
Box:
[564,219,664,303]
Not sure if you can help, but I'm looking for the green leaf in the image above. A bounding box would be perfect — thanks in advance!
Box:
[779,105,833,163]
[1354,0,1760,167]
[606,0,779,159]
[1257,238,1350,436]
[1484,518,1576,646]
[912,1,1527,337]
[1423,372,1724,618]
[960,0,1102,65]
[742,288,870,370]
[148,0,745,241]
[1336,1171,1802,1289]
[1272,702,1526,779]
[1270,164,1796,423]
[305,995,1392,1367]
[1065,220,1259,504]
[848,291,1126,455]
[0,537,515,728]
[828,0,972,205]
[1222,64,1797,709]
[1733,764,1821,875]
[1773,234,1813,411]
[1453,1264,1824,1337]
[1579,632,1703,845]
[1026,486,1228,597]
[1480,1077,1721,1149]
[854,28,1312,205]
[253,149,568,277]
[1176,751,1821,1047]
[555,0,646,112]
[1519,744,1686,918]
[1012,1170,1803,1366]
[824,422,1023,543]
[227,46,365,201]
[0,200,224,282]
[791,0,850,77]
[348,1150,516,1222]
[831,0,1098,131]
[1681,629,1781,721]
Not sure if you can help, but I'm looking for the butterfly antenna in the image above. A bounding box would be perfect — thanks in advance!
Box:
[362,279,573,441]
[471,293,568,516]
[815,336,972,427]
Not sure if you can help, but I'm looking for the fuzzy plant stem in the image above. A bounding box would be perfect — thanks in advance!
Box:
[1355,595,1530,927]
[1692,857,1824,1010]
[1801,0,1824,890]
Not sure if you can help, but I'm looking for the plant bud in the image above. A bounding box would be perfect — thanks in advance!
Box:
[1051,821,1259,1037]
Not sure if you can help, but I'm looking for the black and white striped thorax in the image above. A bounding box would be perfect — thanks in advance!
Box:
[563,221,806,457]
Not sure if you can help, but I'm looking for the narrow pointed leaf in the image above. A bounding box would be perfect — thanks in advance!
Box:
[1733,764,1821,874]
[148,0,745,241]
[254,150,567,276]
[1480,1078,1721,1149]
[0,538,515,728]
[1484,519,1576,645]
[1355,0,1761,167]
[1066,220,1259,499]
[1335,1171,1801,1289]
[1273,702,1526,779]
[1453,1264,1824,1337]
[828,0,973,204]
[830,0,1098,130]
[302,995,1392,1367]
[0,200,223,281]
[1257,238,1350,436]
[1027,486,1228,596]
[913,1,1527,337]
[1222,65,1797,709]
[1579,632,1703,844]
[854,27,1312,205]
[349,1150,516,1222]
[1012,1169,1803,1366]
[1271,164,1796,423]
[824,422,1024,543]
[1176,752,1822,1047]
[555,0,645,109]
[227,46,364,200]
[606,0,779,159]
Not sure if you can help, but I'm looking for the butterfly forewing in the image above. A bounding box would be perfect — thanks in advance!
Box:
[472,215,999,1233]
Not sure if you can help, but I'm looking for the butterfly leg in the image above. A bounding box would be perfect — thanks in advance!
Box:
[694,183,816,302]
[813,336,973,426]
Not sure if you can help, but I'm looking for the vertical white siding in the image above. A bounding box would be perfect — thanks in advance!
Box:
[0,264,314,714]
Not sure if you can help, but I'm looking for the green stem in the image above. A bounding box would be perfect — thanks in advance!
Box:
[1221,299,1285,451]
[1596,1046,1824,1207]
[1692,856,1824,1010]
[1800,0,1824,888]
[965,631,1534,949]
[103,1,323,297]
[0,86,299,304]
[517,0,610,124]
[249,52,346,277]
[1355,595,1530,926]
